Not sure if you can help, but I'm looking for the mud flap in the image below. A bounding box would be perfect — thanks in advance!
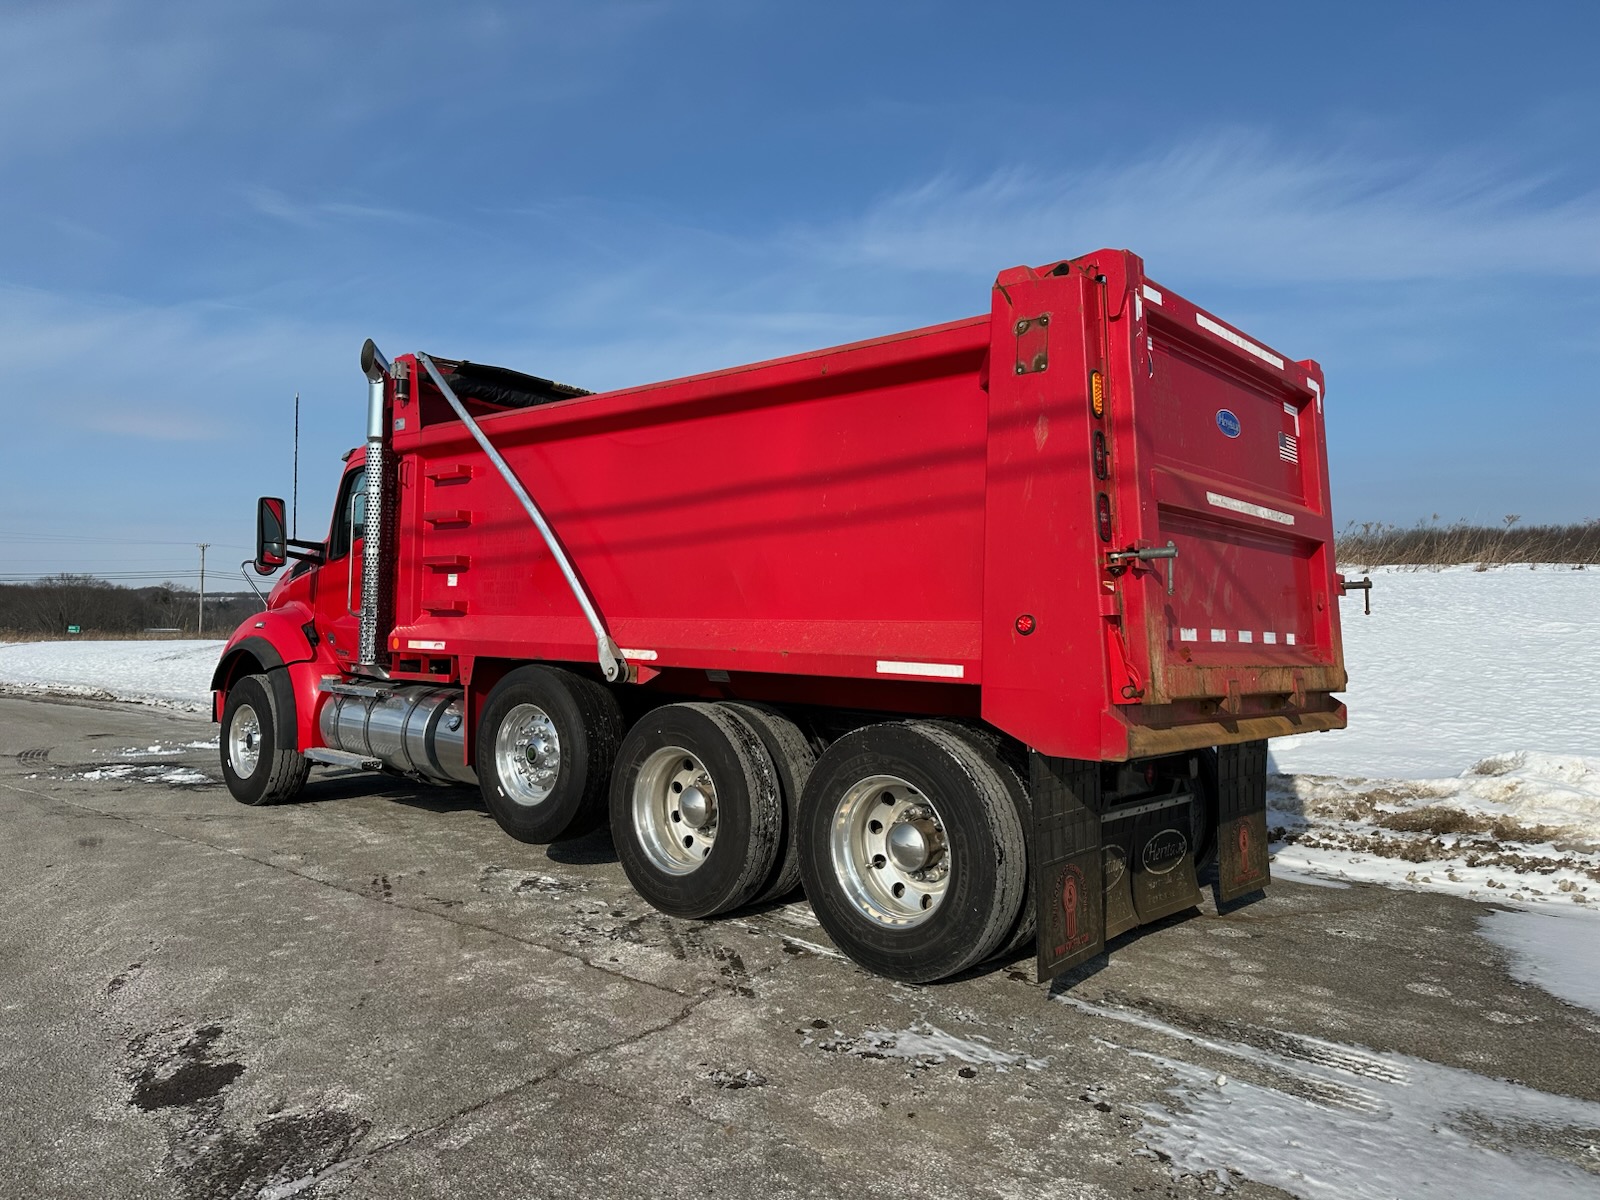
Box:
[1031,754,1105,983]
[1216,739,1271,902]
[1127,800,1203,923]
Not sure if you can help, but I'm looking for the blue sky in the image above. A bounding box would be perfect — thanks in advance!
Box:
[2,0,1597,587]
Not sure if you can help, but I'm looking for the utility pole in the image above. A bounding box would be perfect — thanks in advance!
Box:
[197,542,210,636]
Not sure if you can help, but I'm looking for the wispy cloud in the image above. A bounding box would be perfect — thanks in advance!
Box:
[244,186,425,230]
[796,131,1600,286]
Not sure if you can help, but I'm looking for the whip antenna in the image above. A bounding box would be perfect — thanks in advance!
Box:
[292,391,300,536]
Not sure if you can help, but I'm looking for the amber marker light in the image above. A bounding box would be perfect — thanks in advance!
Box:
[1090,370,1106,418]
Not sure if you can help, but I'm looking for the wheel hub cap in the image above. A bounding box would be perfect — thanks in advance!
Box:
[679,784,714,829]
[886,818,940,871]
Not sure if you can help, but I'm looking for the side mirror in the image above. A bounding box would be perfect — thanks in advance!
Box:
[255,497,287,574]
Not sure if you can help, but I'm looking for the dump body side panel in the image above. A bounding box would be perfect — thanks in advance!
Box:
[390,320,994,688]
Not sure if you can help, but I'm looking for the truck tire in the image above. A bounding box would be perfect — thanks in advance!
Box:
[941,724,1036,966]
[220,673,310,806]
[798,721,1027,983]
[721,702,815,904]
[476,665,622,844]
[610,703,782,919]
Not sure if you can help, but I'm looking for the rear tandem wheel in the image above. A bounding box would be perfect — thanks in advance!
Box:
[609,703,783,919]
[475,665,623,843]
[797,721,1029,983]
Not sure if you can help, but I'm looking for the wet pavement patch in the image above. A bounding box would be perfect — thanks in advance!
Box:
[129,1024,245,1111]
[125,1022,370,1199]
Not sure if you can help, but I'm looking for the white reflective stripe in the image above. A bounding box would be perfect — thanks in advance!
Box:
[1179,627,1199,642]
[1134,293,1143,321]
[1195,313,1285,369]
[1286,633,1297,646]
[1206,491,1296,526]
[1142,284,1164,306]
[1307,378,1323,414]
[876,660,964,679]
[620,648,658,661]
[1263,631,1278,645]
[407,639,446,651]
[1210,629,1228,643]
[1238,630,1254,643]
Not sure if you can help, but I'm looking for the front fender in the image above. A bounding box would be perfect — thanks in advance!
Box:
[212,604,321,749]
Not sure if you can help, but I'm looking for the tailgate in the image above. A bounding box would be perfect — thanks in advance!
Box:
[1110,277,1345,710]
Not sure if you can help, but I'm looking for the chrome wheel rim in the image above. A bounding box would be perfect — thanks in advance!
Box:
[632,746,717,875]
[828,773,949,927]
[494,704,561,806]
[228,703,262,779]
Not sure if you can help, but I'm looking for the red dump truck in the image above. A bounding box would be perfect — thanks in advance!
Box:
[214,248,1358,983]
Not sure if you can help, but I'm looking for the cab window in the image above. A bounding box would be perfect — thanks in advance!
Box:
[328,468,367,561]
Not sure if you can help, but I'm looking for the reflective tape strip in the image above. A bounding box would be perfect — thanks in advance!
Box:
[1196,313,1285,369]
[876,660,964,679]
[621,648,658,661]
[1142,284,1164,306]
[1206,491,1296,526]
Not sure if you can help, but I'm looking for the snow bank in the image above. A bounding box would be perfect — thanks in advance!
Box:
[0,639,221,712]
[1268,757,1600,909]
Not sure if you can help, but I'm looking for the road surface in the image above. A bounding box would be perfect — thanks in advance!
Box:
[3,694,1597,1199]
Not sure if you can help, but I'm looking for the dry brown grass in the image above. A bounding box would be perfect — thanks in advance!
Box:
[1336,518,1600,569]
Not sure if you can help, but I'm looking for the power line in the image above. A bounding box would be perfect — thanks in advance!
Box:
[0,531,248,547]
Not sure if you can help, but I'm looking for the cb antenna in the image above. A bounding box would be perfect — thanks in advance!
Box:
[292,391,300,537]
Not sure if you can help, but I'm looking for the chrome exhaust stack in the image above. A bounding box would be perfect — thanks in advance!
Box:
[358,339,391,670]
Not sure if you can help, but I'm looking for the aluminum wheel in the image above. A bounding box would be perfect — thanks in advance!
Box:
[632,745,718,875]
[828,773,949,928]
[493,703,562,807]
[228,703,262,780]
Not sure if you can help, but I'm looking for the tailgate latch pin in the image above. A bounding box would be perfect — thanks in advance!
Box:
[1107,541,1179,595]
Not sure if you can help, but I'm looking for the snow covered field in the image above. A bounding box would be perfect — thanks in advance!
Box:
[1264,566,1600,913]
[0,638,222,712]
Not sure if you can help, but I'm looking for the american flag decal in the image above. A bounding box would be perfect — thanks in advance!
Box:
[1279,431,1299,463]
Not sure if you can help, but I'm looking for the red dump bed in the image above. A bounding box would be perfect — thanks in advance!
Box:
[383,249,1346,760]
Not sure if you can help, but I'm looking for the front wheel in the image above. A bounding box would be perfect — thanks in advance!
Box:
[219,673,309,806]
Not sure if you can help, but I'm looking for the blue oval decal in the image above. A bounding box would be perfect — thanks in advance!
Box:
[1216,409,1242,438]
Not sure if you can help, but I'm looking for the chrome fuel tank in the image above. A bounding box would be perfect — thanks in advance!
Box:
[318,684,475,785]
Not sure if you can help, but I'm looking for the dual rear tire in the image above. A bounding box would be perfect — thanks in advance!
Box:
[797,722,1030,983]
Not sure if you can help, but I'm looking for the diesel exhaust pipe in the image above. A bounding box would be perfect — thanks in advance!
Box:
[358,338,391,670]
